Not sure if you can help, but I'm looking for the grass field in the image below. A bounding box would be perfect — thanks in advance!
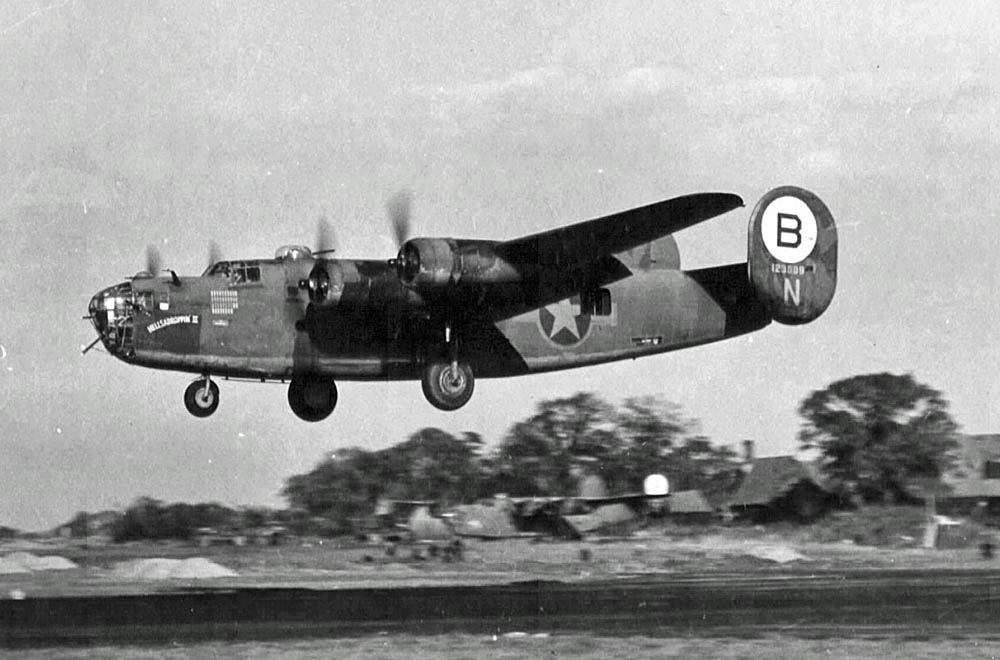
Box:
[1,519,997,598]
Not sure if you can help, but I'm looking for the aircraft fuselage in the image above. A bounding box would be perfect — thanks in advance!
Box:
[89,255,769,381]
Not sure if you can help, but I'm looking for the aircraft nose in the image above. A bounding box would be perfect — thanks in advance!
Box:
[88,288,113,335]
[87,282,132,357]
[88,291,101,320]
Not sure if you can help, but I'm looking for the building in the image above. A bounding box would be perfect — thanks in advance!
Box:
[939,434,1000,518]
[728,456,837,522]
[666,490,715,523]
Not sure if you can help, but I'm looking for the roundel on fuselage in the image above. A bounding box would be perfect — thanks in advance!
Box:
[538,297,591,347]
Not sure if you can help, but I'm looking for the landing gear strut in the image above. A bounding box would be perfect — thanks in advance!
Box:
[288,375,338,422]
[422,319,475,411]
[421,361,475,411]
[184,376,220,418]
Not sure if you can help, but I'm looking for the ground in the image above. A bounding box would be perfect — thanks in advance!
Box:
[1,519,997,597]
[11,635,1000,660]
[4,522,1000,657]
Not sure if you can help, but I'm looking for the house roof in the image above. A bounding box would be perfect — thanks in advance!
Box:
[728,456,825,507]
[578,475,609,499]
[450,503,519,538]
[563,503,635,535]
[946,434,1000,481]
[667,490,714,514]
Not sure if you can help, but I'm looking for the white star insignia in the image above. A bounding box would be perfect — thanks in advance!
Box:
[547,298,581,340]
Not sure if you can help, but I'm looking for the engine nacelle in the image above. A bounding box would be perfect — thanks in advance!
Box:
[394,238,522,293]
[306,260,345,307]
[395,238,456,289]
[747,186,837,325]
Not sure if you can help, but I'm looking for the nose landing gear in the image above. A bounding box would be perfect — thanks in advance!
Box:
[184,376,220,418]
[288,375,338,422]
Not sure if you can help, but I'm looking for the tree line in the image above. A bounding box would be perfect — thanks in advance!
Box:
[282,392,744,533]
[63,372,961,541]
[283,372,963,530]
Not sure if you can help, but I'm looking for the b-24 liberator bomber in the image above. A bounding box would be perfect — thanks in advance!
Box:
[85,186,837,421]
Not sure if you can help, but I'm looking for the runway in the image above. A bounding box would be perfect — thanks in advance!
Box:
[2,569,999,647]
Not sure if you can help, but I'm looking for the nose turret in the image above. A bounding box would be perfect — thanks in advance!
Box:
[88,290,108,335]
[87,282,134,358]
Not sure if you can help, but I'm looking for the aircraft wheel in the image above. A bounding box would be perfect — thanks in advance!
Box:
[288,376,338,422]
[184,379,220,418]
[421,361,474,411]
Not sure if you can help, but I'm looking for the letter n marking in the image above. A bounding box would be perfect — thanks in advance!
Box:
[783,277,801,305]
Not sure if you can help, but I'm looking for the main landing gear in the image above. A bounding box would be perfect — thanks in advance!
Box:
[184,376,220,418]
[287,375,338,422]
[421,321,475,411]
[422,361,474,411]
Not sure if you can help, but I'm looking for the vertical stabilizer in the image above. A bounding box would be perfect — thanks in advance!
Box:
[748,186,837,325]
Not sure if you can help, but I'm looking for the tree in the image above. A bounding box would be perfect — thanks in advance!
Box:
[388,428,484,504]
[616,396,694,489]
[110,498,239,541]
[666,436,744,503]
[281,447,384,532]
[489,392,742,500]
[281,429,486,531]
[615,397,743,501]
[798,372,959,503]
[490,392,619,495]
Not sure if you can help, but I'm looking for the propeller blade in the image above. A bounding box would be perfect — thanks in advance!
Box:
[315,214,336,255]
[387,190,412,248]
[145,244,162,275]
[208,240,222,268]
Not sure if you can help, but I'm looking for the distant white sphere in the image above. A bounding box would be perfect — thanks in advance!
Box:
[643,473,669,496]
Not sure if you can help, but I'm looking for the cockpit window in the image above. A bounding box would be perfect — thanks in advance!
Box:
[134,291,154,314]
[205,260,262,284]
[228,261,261,286]
[207,262,231,277]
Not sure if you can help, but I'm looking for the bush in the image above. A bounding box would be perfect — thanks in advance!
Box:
[803,505,928,547]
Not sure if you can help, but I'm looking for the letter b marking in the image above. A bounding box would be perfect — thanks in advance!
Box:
[776,213,802,248]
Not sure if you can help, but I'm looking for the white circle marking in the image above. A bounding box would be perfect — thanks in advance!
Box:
[761,195,817,264]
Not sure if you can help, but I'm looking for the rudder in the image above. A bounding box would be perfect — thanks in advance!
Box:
[747,186,837,325]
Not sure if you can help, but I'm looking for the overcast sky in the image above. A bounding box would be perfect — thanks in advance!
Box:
[1,1,998,530]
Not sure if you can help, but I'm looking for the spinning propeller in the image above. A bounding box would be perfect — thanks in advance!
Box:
[145,244,162,276]
[387,189,413,249]
[141,244,179,285]
[386,189,422,282]
[313,214,337,256]
[208,240,222,269]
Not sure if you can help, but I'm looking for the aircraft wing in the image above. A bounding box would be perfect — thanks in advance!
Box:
[495,192,743,272]
[508,493,667,510]
[506,496,567,505]
[577,493,668,506]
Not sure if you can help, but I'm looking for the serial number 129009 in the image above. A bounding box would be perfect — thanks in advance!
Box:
[770,263,811,275]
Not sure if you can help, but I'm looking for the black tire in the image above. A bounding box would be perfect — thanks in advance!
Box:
[184,379,220,418]
[288,376,338,422]
[421,361,474,411]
